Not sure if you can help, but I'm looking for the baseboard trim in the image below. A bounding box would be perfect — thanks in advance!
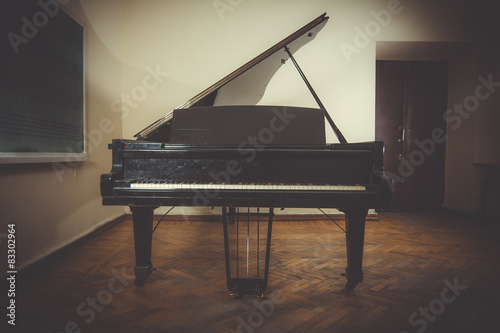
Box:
[15,214,128,280]
[12,212,378,280]
[124,213,379,222]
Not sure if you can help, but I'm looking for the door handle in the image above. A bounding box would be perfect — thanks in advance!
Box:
[397,128,406,143]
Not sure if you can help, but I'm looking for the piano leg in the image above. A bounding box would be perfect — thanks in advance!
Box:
[131,206,157,286]
[341,208,368,291]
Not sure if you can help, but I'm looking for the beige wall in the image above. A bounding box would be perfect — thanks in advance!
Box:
[0,0,124,271]
[2,0,498,270]
[116,0,466,142]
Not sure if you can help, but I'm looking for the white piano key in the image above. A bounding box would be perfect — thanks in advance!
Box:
[129,182,366,191]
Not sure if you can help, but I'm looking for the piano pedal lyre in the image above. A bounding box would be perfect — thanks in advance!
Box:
[222,207,274,297]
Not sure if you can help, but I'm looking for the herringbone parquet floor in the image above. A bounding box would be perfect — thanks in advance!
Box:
[9,212,500,333]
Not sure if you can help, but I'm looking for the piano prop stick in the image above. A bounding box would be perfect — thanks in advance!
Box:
[100,12,392,294]
[283,45,347,144]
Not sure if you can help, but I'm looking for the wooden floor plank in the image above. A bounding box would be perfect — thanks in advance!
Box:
[12,212,500,332]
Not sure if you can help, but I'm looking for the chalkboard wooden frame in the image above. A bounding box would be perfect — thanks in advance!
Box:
[0,2,86,164]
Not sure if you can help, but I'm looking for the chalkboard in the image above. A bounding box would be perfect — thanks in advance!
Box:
[0,1,84,163]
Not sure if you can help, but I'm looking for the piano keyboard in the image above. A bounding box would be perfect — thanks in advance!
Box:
[130,182,366,191]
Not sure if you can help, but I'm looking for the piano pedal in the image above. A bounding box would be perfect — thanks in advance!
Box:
[229,289,240,297]
[227,284,266,298]
[345,280,358,291]
[229,284,244,298]
[254,285,265,299]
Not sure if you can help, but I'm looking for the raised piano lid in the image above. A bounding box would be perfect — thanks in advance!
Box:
[135,13,329,142]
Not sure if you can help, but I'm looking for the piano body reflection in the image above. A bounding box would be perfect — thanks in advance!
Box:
[100,13,391,293]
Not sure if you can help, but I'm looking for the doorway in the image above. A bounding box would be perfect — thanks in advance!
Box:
[376,61,448,211]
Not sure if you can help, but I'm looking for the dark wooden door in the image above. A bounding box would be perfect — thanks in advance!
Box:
[376,61,447,211]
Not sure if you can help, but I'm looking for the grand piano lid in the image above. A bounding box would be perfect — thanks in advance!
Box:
[135,13,329,140]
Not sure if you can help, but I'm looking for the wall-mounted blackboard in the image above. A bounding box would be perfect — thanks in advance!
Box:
[0,1,84,163]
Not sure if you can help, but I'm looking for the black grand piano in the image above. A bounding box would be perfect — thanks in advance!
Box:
[101,13,391,294]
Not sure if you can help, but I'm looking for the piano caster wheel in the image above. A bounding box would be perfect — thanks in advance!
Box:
[134,266,156,286]
[345,280,358,291]
[135,278,146,286]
